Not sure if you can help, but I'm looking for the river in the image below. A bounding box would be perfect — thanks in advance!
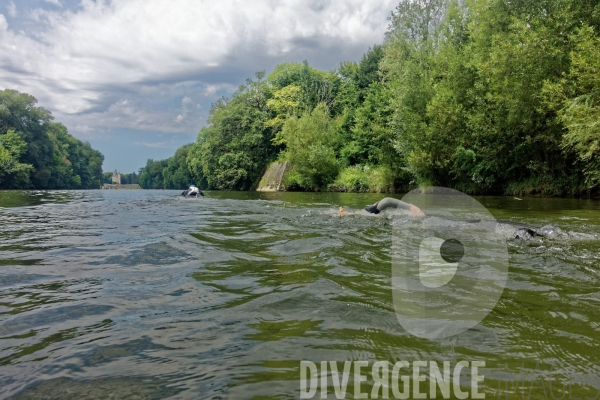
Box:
[0,190,599,399]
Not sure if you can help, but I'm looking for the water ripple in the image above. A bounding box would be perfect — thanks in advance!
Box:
[0,190,599,398]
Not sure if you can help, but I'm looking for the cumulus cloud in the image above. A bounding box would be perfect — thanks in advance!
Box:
[0,0,396,142]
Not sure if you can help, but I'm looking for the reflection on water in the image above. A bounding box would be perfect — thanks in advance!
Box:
[0,190,599,399]
[0,190,89,209]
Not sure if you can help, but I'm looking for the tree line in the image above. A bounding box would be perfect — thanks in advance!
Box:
[140,0,600,195]
[102,172,140,185]
[0,89,104,190]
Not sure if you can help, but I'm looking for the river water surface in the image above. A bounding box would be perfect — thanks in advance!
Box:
[1,190,599,399]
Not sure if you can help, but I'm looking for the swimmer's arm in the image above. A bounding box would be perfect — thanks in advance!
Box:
[408,204,425,216]
[393,200,425,216]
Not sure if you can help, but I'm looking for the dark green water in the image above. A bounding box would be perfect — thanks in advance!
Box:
[0,190,599,399]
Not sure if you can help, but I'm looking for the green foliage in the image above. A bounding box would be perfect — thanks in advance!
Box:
[544,26,600,189]
[188,74,276,190]
[137,146,197,190]
[163,144,194,189]
[145,2,600,195]
[265,84,302,130]
[330,165,393,193]
[0,89,104,189]
[0,89,54,188]
[102,172,139,185]
[379,0,593,194]
[267,61,340,114]
[102,172,113,184]
[136,145,203,191]
[120,172,139,185]
[354,46,385,92]
[185,141,207,189]
[346,82,396,167]
[281,168,305,191]
[0,130,33,187]
[46,122,104,189]
[275,103,340,189]
[139,159,168,189]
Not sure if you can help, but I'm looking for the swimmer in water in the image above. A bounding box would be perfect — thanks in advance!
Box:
[364,197,425,216]
[364,197,568,240]
[332,200,423,217]
[338,207,351,216]
[181,185,204,198]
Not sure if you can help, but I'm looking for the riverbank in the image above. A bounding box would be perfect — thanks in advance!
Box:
[255,162,595,197]
[102,184,141,190]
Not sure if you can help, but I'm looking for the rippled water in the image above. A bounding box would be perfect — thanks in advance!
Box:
[1,190,599,399]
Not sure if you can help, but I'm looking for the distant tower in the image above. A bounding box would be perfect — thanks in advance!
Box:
[112,170,121,185]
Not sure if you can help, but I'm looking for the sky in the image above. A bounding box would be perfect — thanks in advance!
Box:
[0,0,397,173]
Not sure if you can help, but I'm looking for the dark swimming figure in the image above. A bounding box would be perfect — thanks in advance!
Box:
[511,224,562,240]
[364,197,425,216]
[181,185,204,198]
[364,197,561,240]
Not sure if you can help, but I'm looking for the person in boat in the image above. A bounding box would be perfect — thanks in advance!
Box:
[182,185,204,198]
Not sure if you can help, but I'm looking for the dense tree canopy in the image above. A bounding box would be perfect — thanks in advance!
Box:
[274,103,340,189]
[544,25,600,189]
[137,0,600,195]
[102,171,140,185]
[139,159,168,189]
[0,130,33,187]
[195,74,277,190]
[0,89,104,189]
[163,145,195,189]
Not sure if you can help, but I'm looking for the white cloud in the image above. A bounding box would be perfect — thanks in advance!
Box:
[6,2,17,18]
[134,141,175,149]
[43,0,63,6]
[51,81,232,140]
[0,0,397,140]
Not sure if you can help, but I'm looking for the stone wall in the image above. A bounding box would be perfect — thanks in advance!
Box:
[257,162,290,192]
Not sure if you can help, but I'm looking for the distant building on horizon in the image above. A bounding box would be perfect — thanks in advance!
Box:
[112,170,121,185]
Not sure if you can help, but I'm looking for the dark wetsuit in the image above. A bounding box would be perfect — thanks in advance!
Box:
[182,188,204,197]
[364,197,411,214]
[364,197,560,240]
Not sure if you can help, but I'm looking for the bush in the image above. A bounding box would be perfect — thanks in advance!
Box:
[330,165,394,193]
[275,103,341,190]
